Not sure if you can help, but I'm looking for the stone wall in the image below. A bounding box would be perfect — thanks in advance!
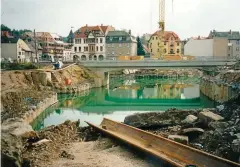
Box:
[200,71,240,103]
[23,93,58,124]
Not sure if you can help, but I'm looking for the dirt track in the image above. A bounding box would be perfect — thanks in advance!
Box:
[50,139,155,167]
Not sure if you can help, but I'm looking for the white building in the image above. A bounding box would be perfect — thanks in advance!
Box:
[1,38,32,62]
[72,24,115,61]
[184,37,228,58]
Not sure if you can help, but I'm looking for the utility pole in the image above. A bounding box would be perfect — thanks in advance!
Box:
[34,29,38,64]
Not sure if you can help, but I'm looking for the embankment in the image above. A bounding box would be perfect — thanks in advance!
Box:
[200,70,240,103]
[1,64,99,122]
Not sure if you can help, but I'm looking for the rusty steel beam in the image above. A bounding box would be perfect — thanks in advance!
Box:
[86,118,240,167]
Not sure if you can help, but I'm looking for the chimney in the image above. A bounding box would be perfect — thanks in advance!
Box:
[198,35,200,39]
[129,30,131,35]
[229,29,232,34]
[101,24,103,26]
[86,24,88,27]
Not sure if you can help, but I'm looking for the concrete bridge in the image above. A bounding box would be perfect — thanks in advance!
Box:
[79,59,236,69]
[78,59,236,87]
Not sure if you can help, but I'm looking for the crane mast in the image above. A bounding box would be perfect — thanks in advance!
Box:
[158,0,165,59]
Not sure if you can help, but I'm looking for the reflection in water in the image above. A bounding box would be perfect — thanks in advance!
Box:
[31,77,215,130]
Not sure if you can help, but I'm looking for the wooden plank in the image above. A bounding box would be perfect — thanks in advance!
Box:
[86,118,240,167]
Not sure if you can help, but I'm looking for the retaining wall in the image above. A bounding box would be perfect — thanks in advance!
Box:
[23,93,58,124]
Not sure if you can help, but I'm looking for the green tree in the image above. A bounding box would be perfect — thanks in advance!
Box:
[137,36,146,56]
[1,24,11,32]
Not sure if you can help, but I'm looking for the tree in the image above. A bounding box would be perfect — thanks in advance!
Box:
[1,24,11,32]
[137,36,146,56]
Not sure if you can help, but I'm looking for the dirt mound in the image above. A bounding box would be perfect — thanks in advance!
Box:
[22,120,80,167]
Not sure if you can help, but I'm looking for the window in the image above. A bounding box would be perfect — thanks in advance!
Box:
[74,47,77,52]
[100,38,103,43]
[177,49,180,53]
[112,51,115,55]
[96,46,98,51]
[151,49,152,52]
[96,38,98,43]
[164,42,166,45]
[237,47,239,51]
[119,37,122,41]
[150,43,152,48]
[164,49,166,53]
[156,37,158,40]
[119,44,122,47]
[84,39,86,43]
[79,47,81,52]
[100,46,103,51]
[110,37,113,41]
[177,42,179,46]
[19,52,21,55]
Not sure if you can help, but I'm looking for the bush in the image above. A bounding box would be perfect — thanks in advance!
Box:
[0,62,39,70]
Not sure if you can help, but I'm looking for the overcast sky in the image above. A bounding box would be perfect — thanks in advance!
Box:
[1,0,240,39]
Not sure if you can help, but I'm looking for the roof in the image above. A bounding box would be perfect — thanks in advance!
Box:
[209,30,240,40]
[25,40,43,52]
[143,45,150,53]
[106,31,130,37]
[50,33,61,39]
[151,31,181,41]
[74,25,113,38]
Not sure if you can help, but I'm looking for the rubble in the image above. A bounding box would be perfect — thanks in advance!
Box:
[199,109,224,125]
[124,108,199,128]
[182,115,198,124]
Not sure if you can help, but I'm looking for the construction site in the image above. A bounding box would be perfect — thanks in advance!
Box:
[1,0,240,167]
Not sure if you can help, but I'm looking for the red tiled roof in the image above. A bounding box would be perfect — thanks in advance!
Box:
[74,25,113,38]
[1,31,14,38]
[152,31,181,41]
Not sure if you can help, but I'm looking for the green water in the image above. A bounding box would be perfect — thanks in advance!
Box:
[31,77,216,130]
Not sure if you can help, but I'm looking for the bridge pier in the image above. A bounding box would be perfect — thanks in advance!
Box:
[94,71,109,87]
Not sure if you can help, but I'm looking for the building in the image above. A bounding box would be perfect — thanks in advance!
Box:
[24,40,43,62]
[140,33,151,45]
[148,31,182,58]
[72,24,115,61]
[105,30,137,59]
[208,30,240,59]
[1,37,32,62]
[22,32,65,61]
[184,37,228,58]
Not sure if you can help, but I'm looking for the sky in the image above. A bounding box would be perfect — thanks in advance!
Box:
[1,0,240,39]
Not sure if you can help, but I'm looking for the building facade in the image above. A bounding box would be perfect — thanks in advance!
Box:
[184,37,228,58]
[72,24,115,61]
[105,30,137,59]
[22,32,65,61]
[208,30,240,59]
[1,38,32,62]
[148,31,182,57]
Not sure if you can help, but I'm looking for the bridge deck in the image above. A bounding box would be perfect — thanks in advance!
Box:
[79,60,236,68]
